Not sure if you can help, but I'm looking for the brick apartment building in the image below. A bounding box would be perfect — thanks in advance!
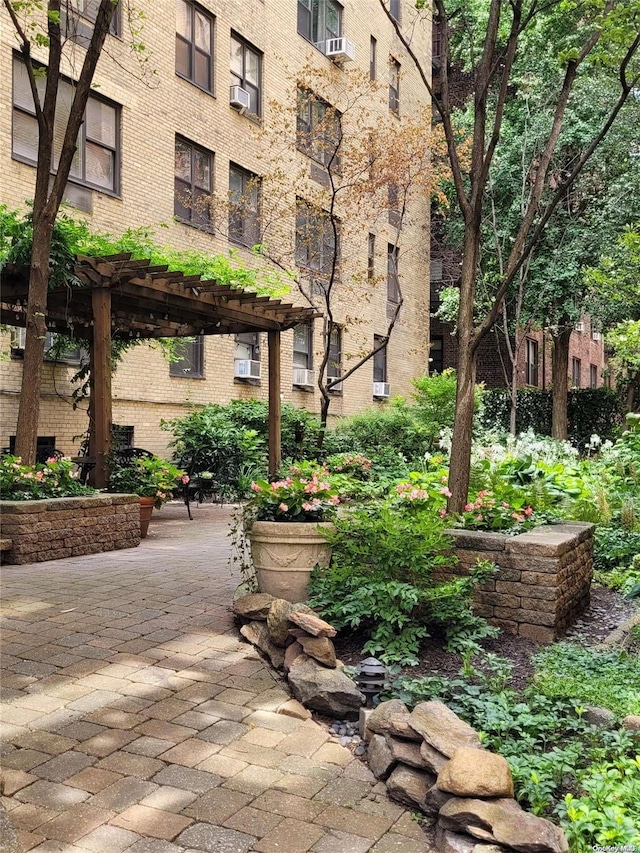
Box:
[0,0,434,457]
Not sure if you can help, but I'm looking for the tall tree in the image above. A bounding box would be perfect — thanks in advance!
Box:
[5,0,119,464]
[382,0,640,511]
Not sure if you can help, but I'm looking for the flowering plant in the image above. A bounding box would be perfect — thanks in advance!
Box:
[0,455,96,501]
[325,453,373,480]
[108,455,187,508]
[454,490,536,533]
[248,464,340,522]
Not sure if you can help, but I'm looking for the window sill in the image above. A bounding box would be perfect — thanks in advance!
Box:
[234,377,261,387]
[174,216,214,235]
[12,155,121,200]
[293,384,314,393]
[175,72,215,98]
[169,374,206,380]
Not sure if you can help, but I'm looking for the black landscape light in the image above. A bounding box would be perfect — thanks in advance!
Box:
[355,656,389,706]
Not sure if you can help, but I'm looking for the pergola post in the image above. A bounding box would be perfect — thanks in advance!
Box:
[268,330,282,476]
[90,287,113,489]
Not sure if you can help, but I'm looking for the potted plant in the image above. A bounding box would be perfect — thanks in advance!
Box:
[108,455,187,537]
[242,463,340,602]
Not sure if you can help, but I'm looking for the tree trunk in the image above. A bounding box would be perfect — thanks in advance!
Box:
[14,221,55,464]
[551,325,572,439]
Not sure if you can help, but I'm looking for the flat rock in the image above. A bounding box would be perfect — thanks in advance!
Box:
[583,706,616,728]
[439,797,569,853]
[367,733,395,780]
[622,715,640,731]
[287,654,364,719]
[284,641,305,672]
[438,748,513,798]
[277,699,311,720]
[288,610,337,637]
[239,621,285,670]
[420,740,450,773]
[367,699,420,740]
[387,735,427,769]
[435,826,476,853]
[297,635,337,667]
[233,592,275,620]
[267,599,313,647]
[386,764,435,809]
[409,701,480,757]
[423,783,454,816]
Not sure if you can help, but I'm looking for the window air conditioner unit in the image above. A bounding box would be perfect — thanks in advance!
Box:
[574,321,585,333]
[592,331,601,341]
[234,359,261,379]
[230,85,251,111]
[373,381,390,398]
[324,37,355,61]
[328,379,343,393]
[293,367,315,388]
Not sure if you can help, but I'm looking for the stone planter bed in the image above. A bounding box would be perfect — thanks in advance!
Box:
[0,494,140,564]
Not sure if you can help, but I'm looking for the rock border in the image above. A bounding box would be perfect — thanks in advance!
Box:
[234,592,570,853]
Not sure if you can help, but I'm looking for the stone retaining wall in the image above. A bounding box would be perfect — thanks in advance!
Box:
[0,495,140,564]
[444,523,594,642]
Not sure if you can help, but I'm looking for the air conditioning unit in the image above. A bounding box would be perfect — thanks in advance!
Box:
[574,321,585,333]
[293,367,315,388]
[373,381,390,398]
[328,378,343,393]
[234,359,261,379]
[229,85,251,111]
[592,331,601,341]
[323,37,355,61]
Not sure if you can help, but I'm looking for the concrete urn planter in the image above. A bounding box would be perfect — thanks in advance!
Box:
[248,520,334,603]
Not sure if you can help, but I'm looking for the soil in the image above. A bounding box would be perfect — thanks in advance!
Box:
[332,585,639,693]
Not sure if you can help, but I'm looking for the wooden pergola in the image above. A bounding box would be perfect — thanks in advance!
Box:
[1,253,317,486]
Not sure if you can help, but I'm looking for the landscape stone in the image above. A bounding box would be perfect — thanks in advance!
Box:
[435,826,476,853]
[233,593,275,621]
[277,699,311,720]
[239,622,285,670]
[287,610,337,637]
[386,735,426,769]
[367,700,410,735]
[287,655,364,718]
[423,783,453,816]
[266,600,313,647]
[437,747,514,798]
[408,701,481,757]
[439,797,569,853]
[622,715,640,731]
[284,641,305,672]
[385,713,422,741]
[385,764,435,809]
[367,734,395,780]
[583,706,616,728]
[297,635,337,667]
[420,740,450,773]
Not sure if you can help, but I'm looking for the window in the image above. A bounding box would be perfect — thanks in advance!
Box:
[176,0,213,92]
[590,364,598,389]
[229,164,260,246]
[234,332,261,379]
[64,0,121,39]
[387,244,400,304]
[9,436,57,464]
[112,425,134,450]
[389,58,400,114]
[297,89,341,169]
[175,137,213,229]
[170,336,204,377]
[429,336,444,375]
[293,322,313,370]
[230,33,261,117]
[327,326,342,389]
[9,327,85,363]
[373,335,387,383]
[297,0,342,45]
[368,233,376,280]
[571,357,581,388]
[12,57,119,193]
[370,36,377,80]
[525,338,539,387]
[388,182,401,226]
[430,258,443,311]
[389,0,402,22]
[295,201,339,279]
[432,20,443,65]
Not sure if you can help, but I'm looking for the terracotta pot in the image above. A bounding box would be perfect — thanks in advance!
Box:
[248,520,334,603]
[139,496,155,538]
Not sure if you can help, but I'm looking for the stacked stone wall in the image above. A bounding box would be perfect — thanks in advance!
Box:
[443,523,594,642]
[0,495,140,564]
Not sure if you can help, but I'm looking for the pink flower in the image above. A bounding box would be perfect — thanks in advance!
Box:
[278,503,289,512]
[250,482,261,492]
[156,491,165,499]
[46,456,57,464]
[478,490,489,498]
[464,503,473,511]
[502,502,510,508]
[304,483,318,493]
[35,471,44,480]
[524,506,533,517]
[438,508,447,518]
[181,475,190,484]
[512,512,525,522]
[441,486,452,498]
[330,495,340,505]
[302,502,313,511]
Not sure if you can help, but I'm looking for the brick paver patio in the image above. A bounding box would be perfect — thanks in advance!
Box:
[1,503,433,852]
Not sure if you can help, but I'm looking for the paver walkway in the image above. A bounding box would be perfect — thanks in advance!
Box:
[1,503,433,853]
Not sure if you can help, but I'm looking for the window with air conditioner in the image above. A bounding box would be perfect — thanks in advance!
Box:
[175,136,213,230]
[373,334,388,397]
[176,0,213,92]
[298,0,342,46]
[327,326,342,392]
[293,322,314,389]
[234,332,261,380]
[170,336,205,378]
[230,33,261,116]
[229,164,260,247]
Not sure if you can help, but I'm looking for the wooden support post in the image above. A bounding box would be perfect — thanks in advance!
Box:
[268,330,282,477]
[91,287,113,489]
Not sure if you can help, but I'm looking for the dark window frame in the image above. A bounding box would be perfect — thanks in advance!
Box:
[169,336,205,378]
[429,335,444,375]
[297,0,343,46]
[571,356,582,388]
[235,332,261,362]
[590,363,598,389]
[295,200,340,280]
[12,55,120,196]
[327,325,342,386]
[66,0,122,37]
[389,0,402,23]
[525,338,539,387]
[174,135,213,231]
[373,334,388,384]
[229,163,261,247]
[296,88,341,170]
[230,32,262,118]
[388,57,400,114]
[175,0,214,93]
[293,321,314,371]
[367,233,376,281]
[387,243,400,304]
[370,35,377,80]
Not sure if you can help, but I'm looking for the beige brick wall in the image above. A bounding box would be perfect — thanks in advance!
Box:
[0,0,433,457]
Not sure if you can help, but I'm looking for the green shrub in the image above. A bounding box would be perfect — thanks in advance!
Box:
[411,369,483,449]
[323,403,428,465]
[593,526,640,573]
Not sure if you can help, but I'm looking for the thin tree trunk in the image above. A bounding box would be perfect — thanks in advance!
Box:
[551,325,572,439]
